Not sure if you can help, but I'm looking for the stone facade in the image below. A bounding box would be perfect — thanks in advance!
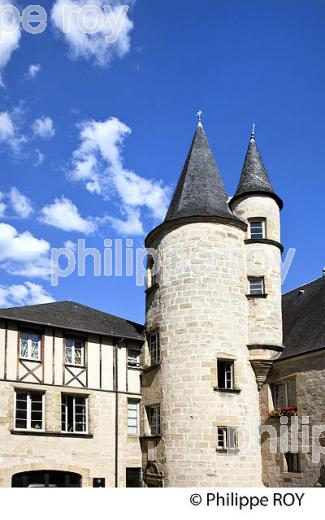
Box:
[260,351,325,487]
[0,320,142,487]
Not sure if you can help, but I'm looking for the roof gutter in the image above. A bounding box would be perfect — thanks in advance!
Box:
[0,315,145,343]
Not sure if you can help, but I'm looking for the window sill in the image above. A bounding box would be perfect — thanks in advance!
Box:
[140,434,162,440]
[216,448,240,454]
[246,294,268,299]
[145,283,160,295]
[19,358,41,363]
[281,472,303,478]
[128,365,142,371]
[10,429,93,438]
[213,387,241,394]
[142,363,161,373]
[65,364,86,369]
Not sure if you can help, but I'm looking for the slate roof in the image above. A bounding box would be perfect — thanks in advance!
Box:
[281,276,325,360]
[0,301,144,341]
[165,123,243,226]
[230,131,283,209]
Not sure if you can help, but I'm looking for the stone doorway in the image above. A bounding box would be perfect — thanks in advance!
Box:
[11,470,82,487]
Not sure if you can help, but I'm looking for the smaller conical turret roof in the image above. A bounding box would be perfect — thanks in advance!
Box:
[230,126,283,210]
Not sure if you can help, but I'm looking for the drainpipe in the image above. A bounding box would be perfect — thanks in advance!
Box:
[114,340,119,488]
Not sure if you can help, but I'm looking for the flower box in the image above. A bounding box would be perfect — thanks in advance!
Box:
[267,406,297,418]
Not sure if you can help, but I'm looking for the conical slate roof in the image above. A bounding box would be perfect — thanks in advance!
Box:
[230,129,283,209]
[165,123,242,223]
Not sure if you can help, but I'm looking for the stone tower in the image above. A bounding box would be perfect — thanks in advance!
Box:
[141,120,283,487]
[230,126,284,389]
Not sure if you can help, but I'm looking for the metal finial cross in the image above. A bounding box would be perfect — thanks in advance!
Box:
[197,110,203,125]
[250,123,256,141]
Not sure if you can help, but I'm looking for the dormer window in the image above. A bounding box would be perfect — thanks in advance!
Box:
[19,332,41,361]
[249,219,265,239]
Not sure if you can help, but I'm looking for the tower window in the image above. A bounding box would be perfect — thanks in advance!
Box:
[217,360,234,390]
[148,332,160,365]
[249,219,265,239]
[249,277,265,295]
[147,405,161,436]
[284,453,301,473]
[217,427,238,451]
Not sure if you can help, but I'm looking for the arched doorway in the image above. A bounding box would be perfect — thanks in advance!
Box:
[12,470,82,488]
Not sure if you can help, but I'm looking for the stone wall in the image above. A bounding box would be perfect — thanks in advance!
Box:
[261,351,325,487]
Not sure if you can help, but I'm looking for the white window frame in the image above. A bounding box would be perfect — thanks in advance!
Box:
[128,350,140,368]
[249,277,265,295]
[218,360,234,390]
[14,390,45,432]
[148,332,160,365]
[127,399,139,436]
[19,332,41,361]
[65,338,85,367]
[249,219,266,240]
[61,394,88,434]
[217,427,238,451]
[273,381,297,409]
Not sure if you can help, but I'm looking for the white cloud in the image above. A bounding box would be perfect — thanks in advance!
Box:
[69,117,170,234]
[0,223,50,262]
[106,207,144,236]
[8,187,33,218]
[0,108,27,153]
[40,196,97,234]
[0,223,51,279]
[0,282,55,308]
[0,0,21,86]
[32,116,55,139]
[26,63,41,79]
[51,0,134,66]
[34,148,45,166]
[0,111,14,140]
[0,192,6,217]
[64,239,77,251]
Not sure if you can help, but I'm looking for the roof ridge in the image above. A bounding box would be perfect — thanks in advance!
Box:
[283,275,325,296]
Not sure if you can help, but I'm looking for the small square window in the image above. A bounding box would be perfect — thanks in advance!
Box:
[217,427,237,451]
[217,360,234,390]
[148,332,160,365]
[249,220,265,239]
[128,350,140,368]
[249,277,265,295]
[65,338,84,366]
[285,453,300,473]
[19,332,41,361]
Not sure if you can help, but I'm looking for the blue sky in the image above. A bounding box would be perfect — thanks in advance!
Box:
[0,0,325,324]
